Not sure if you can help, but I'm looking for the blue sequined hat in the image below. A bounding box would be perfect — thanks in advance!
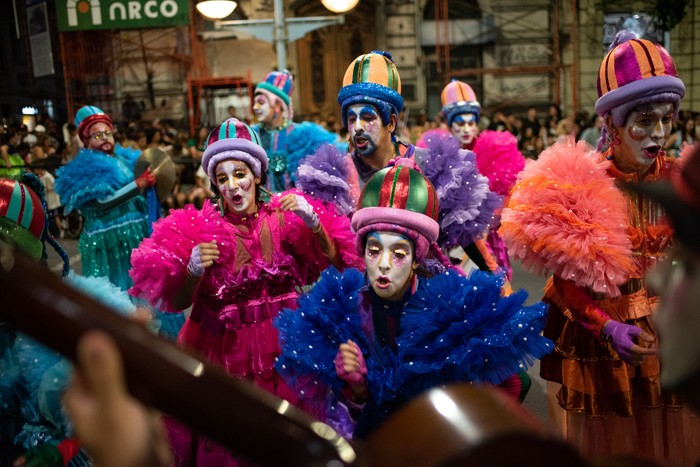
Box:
[337,51,404,127]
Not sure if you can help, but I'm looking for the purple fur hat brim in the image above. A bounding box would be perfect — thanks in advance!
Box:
[595,75,685,117]
[202,138,268,180]
[351,207,439,243]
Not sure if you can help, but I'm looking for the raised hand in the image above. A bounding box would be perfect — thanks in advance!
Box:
[187,241,219,277]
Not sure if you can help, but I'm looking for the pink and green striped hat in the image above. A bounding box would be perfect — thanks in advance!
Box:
[595,34,685,118]
[202,118,268,181]
[0,179,45,260]
[352,164,439,259]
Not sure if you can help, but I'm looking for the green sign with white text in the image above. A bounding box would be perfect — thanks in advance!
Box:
[56,0,190,31]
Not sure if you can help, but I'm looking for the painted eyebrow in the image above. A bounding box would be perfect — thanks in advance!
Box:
[454,114,476,123]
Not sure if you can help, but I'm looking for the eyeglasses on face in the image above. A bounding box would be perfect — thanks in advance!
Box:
[89,130,113,140]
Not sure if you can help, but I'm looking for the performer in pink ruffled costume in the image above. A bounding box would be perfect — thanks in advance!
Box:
[129,118,363,466]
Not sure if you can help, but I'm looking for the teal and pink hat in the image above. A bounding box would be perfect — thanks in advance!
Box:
[351,162,439,260]
[0,178,45,260]
[441,79,481,126]
[74,105,113,146]
[202,118,268,182]
[595,31,685,126]
[255,70,294,120]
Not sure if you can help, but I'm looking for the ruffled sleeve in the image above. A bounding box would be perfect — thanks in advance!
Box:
[295,144,356,216]
[416,136,502,248]
[270,189,364,279]
[500,138,635,296]
[113,143,142,172]
[129,201,232,312]
[286,122,339,184]
[473,130,526,196]
[55,149,132,212]
[398,270,553,395]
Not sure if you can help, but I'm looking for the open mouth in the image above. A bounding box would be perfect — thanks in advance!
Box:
[375,276,391,289]
[231,193,243,205]
[354,136,369,149]
[644,145,661,159]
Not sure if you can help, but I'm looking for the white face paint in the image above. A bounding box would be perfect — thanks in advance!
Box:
[451,113,479,147]
[364,231,416,301]
[651,246,700,390]
[253,93,275,126]
[615,102,674,175]
[346,104,384,157]
[214,160,259,214]
[86,121,114,154]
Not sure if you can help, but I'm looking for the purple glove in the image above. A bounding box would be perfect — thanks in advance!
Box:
[291,195,320,230]
[334,342,367,387]
[602,320,642,364]
[187,244,205,277]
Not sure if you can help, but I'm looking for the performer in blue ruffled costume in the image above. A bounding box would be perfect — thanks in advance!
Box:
[55,106,156,292]
[251,70,346,192]
[276,161,553,439]
[0,174,140,467]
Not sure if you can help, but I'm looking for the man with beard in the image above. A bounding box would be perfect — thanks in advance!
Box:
[251,70,342,192]
[55,106,156,292]
[336,51,503,278]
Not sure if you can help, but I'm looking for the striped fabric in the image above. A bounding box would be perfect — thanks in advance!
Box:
[208,118,261,147]
[597,38,678,97]
[361,166,438,221]
[343,52,401,93]
[255,70,294,106]
[0,179,45,241]
[441,79,478,107]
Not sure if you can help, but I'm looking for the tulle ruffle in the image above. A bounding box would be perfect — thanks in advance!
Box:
[129,201,231,312]
[295,144,355,216]
[500,139,635,296]
[286,122,339,184]
[269,189,364,274]
[417,135,501,247]
[473,130,526,196]
[276,267,552,430]
[55,148,134,212]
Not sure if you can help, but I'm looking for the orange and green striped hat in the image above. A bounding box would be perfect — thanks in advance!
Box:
[0,178,45,260]
[595,34,684,117]
[440,79,481,125]
[338,51,403,128]
[351,164,440,254]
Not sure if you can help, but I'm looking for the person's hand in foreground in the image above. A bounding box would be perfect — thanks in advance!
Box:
[63,331,171,467]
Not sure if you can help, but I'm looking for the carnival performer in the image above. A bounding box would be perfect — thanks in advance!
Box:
[316,50,502,277]
[500,31,700,464]
[128,118,362,465]
[54,106,155,292]
[0,174,141,467]
[251,70,344,192]
[440,79,525,280]
[276,161,552,439]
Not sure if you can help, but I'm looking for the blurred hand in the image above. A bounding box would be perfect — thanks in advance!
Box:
[63,331,170,467]
[135,168,156,189]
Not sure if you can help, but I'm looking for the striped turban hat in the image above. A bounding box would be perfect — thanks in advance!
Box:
[255,70,294,120]
[441,79,481,126]
[595,31,685,126]
[351,163,439,260]
[338,51,404,128]
[202,118,268,181]
[0,178,46,260]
